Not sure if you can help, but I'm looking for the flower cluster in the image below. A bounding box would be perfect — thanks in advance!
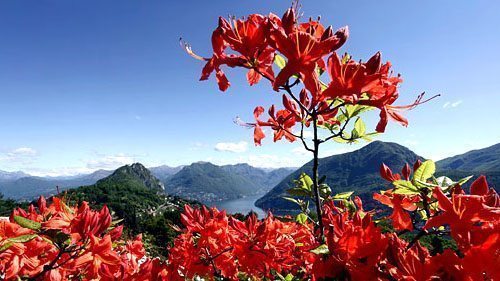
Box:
[0,197,167,280]
[167,171,500,280]
[1,170,499,280]
[166,205,317,280]
[185,5,437,145]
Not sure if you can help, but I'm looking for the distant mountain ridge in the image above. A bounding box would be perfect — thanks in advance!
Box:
[0,170,30,182]
[436,143,500,171]
[163,162,294,203]
[149,165,184,183]
[0,169,113,201]
[98,163,165,191]
[0,162,294,203]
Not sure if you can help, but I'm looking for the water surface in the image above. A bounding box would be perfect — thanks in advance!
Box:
[211,194,266,218]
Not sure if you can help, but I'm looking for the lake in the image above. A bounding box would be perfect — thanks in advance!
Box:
[210,194,266,218]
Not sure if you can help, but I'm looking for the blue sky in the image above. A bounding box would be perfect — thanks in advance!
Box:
[0,0,499,176]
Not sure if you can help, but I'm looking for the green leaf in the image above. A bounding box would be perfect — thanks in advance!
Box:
[297,173,313,192]
[311,244,330,255]
[332,136,350,143]
[111,218,124,226]
[274,54,286,69]
[0,241,13,252]
[296,213,308,224]
[457,175,473,186]
[7,234,38,243]
[332,191,354,200]
[392,180,420,195]
[14,216,41,230]
[319,183,332,197]
[414,179,437,189]
[284,274,294,281]
[354,117,366,136]
[283,197,299,205]
[413,160,435,184]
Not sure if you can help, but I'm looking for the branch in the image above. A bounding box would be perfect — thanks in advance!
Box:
[321,115,352,143]
[300,121,314,152]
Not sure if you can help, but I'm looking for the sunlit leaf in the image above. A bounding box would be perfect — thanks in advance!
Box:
[311,244,330,255]
[7,234,38,243]
[14,216,41,230]
[413,160,435,183]
[296,213,308,224]
[332,191,354,200]
[274,54,286,69]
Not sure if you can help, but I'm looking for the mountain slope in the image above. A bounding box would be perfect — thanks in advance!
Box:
[255,141,423,212]
[165,162,265,203]
[436,143,500,171]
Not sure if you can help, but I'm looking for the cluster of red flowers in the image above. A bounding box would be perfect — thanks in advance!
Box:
[1,171,499,280]
[185,5,437,145]
[166,206,317,280]
[0,197,167,280]
[167,173,499,280]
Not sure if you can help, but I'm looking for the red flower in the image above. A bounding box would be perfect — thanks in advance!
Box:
[250,104,300,145]
[318,201,388,280]
[184,15,275,91]
[462,233,500,280]
[323,52,393,103]
[268,8,348,94]
[424,186,500,248]
[72,235,121,279]
[373,190,419,231]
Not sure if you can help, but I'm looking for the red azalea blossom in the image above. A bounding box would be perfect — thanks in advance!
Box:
[268,8,348,95]
[425,185,500,249]
[373,190,419,231]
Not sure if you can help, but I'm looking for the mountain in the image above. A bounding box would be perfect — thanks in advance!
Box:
[436,143,500,171]
[220,163,295,193]
[97,163,165,191]
[0,170,30,182]
[149,165,184,182]
[165,162,279,203]
[435,143,500,191]
[0,169,112,201]
[256,141,500,213]
[255,141,423,212]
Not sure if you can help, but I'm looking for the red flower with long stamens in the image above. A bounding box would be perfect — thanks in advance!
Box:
[183,14,275,91]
